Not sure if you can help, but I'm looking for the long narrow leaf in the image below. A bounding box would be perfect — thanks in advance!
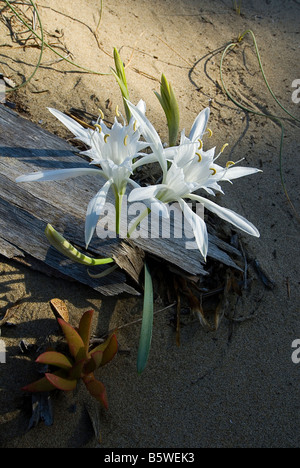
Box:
[137,263,154,374]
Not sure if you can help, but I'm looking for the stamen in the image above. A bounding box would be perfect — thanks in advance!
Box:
[210,168,217,175]
[115,105,120,117]
[94,124,102,133]
[213,142,229,163]
[198,138,203,150]
[124,135,128,146]
[104,134,110,143]
[98,108,104,120]
[207,128,213,138]
[196,152,202,162]
[220,143,229,153]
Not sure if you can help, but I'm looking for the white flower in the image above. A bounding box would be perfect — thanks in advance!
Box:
[16,101,156,247]
[126,101,261,261]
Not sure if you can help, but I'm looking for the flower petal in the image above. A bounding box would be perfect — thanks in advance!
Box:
[127,180,169,219]
[48,108,91,145]
[128,185,165,203]
[221,166,262,181]
[85,179,112,247]
[126,100,167,176]
[178,198,208,260]
[16,167,105,183]
[132,153,159,170]
[188,107,210,142]
[189,194,260,237]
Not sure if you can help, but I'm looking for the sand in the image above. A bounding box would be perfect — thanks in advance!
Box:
[0,0,299,448]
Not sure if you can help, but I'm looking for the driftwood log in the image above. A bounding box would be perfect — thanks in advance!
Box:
[0,105,241,296]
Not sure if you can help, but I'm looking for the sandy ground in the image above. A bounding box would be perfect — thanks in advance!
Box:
[0,0,299,448]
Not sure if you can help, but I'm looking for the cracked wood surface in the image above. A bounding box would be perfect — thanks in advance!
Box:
[0,105,240,296]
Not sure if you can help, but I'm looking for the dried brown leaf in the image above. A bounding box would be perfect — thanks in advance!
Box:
[49,298,69,323]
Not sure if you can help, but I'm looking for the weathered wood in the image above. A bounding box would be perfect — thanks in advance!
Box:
[0,105,241,296]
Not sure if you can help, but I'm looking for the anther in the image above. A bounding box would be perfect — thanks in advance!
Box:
[226,161,235,168]
[124,135,128,146]
[133,120,138,132]
[198,138,203,150]
[115,105,120,117]
[94,124,102,133]
[220,143,229,153]
[98,108,104,120]
[207,128,213,138]
[196,152,202,162]
[210,168,217,175]
[104,134,110,143]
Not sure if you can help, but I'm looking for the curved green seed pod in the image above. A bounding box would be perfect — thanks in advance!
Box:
[45,224,114,266]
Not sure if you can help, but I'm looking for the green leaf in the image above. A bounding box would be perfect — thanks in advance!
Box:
[83,373,108,409]
[137,263,153,374]
[45,373,77,391]
[90,333,118,367]
[36,351,73,370]
[22,376,58,393]
[84,350,103,374]
[155,74,180,147]
[57,318,86,361]
[78,309,94,351]
[22,369,68,392]
[68,359,86,380]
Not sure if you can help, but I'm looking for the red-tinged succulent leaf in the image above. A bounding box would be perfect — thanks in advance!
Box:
[22,376,58,393]
[57,318,86,361]
[22,369,68,393]
[89,334,118,367]
[36,351,73,370]
[84,351,103,374]
[45,373,77,391]
[68,359,86,380]
[83,373,108,409]
[78,310,94,351]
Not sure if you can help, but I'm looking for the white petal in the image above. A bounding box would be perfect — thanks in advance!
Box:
[127,179,169,219]
[126,100,167,176]
[48,108,91,144]
[128,184,165,203]
[222,166,262,181]
[136,99,146,114]
[178,198,208,260]
[189,107,210,142]
[16,167,105,183]
[132,153,158,170]
[189,194,260,237]
[85,179,112,248]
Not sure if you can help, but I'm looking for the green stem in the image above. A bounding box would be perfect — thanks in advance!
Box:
[112,185,125,236]
[238,29,300,123]
[127,208,150,238]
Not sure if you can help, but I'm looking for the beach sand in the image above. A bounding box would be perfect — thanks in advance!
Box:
[0,0,299,448]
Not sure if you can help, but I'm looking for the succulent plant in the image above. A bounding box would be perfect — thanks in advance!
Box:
[22,310,118,409]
